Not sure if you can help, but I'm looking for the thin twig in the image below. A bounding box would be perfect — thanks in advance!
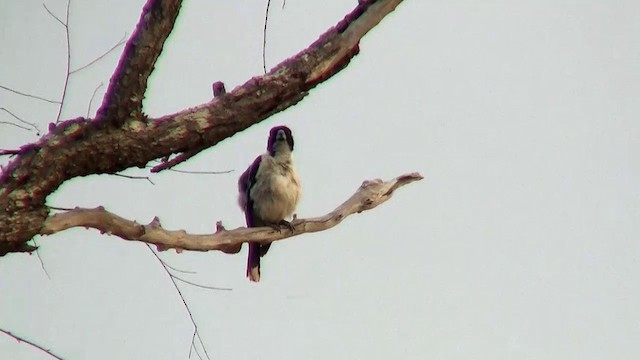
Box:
[147,161,233,175]
[0,84,60,104]
[0,121,30,131]
[196,332,211,360]
[145,245,212,360]
[262,0,271,74]
[54,0,72,123]
[158,260,196,274]
[1,107,41,134]
[168,169,233,175]
[0,328,64,360]
[86,82,104,117]
[70,34,127,74]
[192,343,204,360]
[150,150,200,173]
[188,332,197,359]
[113,173,155,185]
[32,238,51,280]
[42,3,65,27]
[48,206,75,211]
[171,275,232,291]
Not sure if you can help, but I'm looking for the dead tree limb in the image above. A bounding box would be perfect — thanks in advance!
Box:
[41,173,422,252]
[0,328,64,360]
[0,0,405,256]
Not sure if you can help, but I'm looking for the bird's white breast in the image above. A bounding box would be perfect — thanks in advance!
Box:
[250,155,301,223]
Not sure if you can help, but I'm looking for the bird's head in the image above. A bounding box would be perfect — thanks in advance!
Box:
[267,125,294,156]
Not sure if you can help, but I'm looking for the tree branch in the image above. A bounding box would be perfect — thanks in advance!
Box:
[40,173,422,251]
[150,149,202,173]
[86,82,104,117]
[1,108,41,134]
[263,0,272,74]
[145,244,215,360]
[53,0,72,123]
[96,0,183,125]
[0,84,60,104]
[150,81,227,173]
[70,33,127,75]
[0,328,64,360]
[0,121,30,131]
[42,3,65,27]
[0,0,405,255]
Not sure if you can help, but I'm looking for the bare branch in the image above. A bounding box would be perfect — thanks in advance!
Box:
[113,173,155,185]
[42,3,65,27]
[40,173,423,251]
[163,263,195,274]
[1,108,42,134]
[192,344,204,360]
[150,150,202,173]
[86,82,104,117]
[145,245,212,360]
[0,84,60,104]
[195,332,210,360]
[171,275,232,291]
[96,0,183,124]
[150,252,196,274]
[263,0,271,74]
[1,0,405,255]
[0,328,64,360]
[0,121,30,131]
[146,162,233,175]
[32,238,51,279]
[54,0,72,123]
[48,206,75,211]
[168,169,233,175]
[70,34,127,74]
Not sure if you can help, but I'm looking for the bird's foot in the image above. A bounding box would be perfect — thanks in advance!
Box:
[278,219,295,232]
[268,220,295,233]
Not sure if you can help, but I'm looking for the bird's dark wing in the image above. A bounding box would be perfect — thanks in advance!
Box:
[238,155,262,227]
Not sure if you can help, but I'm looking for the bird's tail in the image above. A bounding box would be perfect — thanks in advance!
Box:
[247,242,261,282]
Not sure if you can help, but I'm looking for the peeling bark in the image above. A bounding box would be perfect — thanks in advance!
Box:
[0,0,405,256]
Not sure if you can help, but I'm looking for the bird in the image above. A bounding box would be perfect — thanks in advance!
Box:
[237,125,301,282]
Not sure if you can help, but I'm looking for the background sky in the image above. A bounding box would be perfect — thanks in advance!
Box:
[1,0,639,359]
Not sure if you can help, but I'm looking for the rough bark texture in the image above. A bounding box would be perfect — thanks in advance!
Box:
[0,0,404,256]
[96,0,183,125]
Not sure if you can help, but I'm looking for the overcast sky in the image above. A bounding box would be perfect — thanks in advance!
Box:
[1,1,639,359]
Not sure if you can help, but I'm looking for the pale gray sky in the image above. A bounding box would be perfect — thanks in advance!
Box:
[1,1,639,359]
